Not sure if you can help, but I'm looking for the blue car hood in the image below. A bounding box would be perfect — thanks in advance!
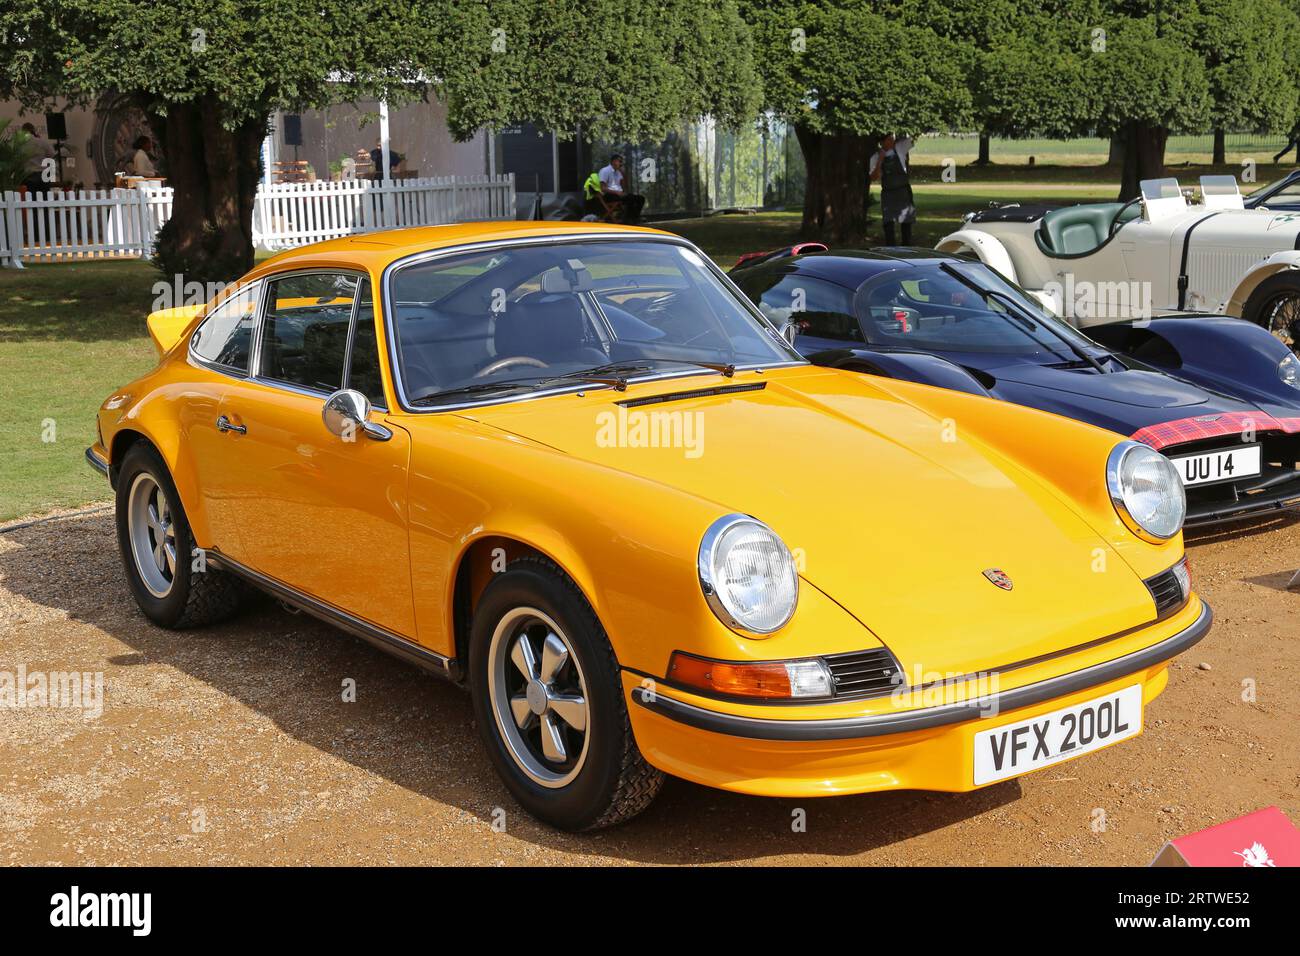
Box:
[987,363,1209,409]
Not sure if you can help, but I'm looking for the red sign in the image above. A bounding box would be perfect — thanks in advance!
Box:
[1152,806,1299,867]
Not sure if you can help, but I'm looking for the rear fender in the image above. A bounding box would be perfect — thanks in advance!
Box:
[934,229,1020,286]
[1088,316,1300,412]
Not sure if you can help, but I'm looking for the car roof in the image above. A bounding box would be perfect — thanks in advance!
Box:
[756,247,962,288]
[243,220,676,281]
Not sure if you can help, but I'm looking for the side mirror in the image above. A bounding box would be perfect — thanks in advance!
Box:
[322,388,391,442]
[778,321,800,346]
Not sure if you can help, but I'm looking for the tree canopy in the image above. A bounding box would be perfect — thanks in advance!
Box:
[0,0,761,279]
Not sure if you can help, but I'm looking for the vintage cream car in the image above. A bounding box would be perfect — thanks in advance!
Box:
[937,177,1300,348]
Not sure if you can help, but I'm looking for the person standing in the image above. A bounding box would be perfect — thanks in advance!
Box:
[20,122,56,195]
[1274,118,1300,164]
[869,133,916,246]
[598,154,645,223]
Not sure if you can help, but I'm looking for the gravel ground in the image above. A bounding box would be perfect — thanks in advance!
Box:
[1,507,1296,866]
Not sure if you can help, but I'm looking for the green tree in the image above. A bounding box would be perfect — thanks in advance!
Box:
[741,0,970,242]
[0,0,759,283]
[1085,10,1211,198]
[1166,0,1300,164]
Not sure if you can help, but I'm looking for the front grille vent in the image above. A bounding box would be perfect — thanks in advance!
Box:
[1145,565,1187,620]
[823,647,904,700]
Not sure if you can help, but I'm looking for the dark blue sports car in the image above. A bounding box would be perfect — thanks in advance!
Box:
[730,246,1300,528]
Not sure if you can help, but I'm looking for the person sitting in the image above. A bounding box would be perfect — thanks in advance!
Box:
[598,154,645,223]
[128,135,157,177]
[583,170,617,221]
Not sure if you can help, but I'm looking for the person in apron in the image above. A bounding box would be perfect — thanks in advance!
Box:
[869,134,916,245]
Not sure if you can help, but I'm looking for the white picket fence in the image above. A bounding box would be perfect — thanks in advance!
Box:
[0,174,516,267]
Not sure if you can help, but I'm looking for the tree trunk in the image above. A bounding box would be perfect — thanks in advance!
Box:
[1118,122,1169,201]
[150,95,265,285]
[794,124,872,243]
[1106,133,1125,168]
[974,133,991,166]
[1212,128,1226,165]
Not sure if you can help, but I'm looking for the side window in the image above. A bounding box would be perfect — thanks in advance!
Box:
[190,284,259,372]
[746,273,861,343]
[259,273,360,392]
[346,280,386,408]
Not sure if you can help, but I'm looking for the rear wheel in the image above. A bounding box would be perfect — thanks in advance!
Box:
[1243,273,1300,350]
[115,443,248,629]
[469,556,663,830]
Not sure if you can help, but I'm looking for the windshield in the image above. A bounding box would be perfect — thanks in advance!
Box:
[387,239,799,405]
[852,261,1104,357]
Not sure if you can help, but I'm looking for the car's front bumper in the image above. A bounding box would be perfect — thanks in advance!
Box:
[85,444,109,478]
[624,599,1211,797]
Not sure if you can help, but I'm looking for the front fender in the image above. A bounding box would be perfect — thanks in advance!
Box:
[1223,251,1300,316]
[935,228,1020,285]
[1088,316,1300,413]
[809,347,992,398]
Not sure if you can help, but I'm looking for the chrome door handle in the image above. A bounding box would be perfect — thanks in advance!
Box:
[216,415,247,435]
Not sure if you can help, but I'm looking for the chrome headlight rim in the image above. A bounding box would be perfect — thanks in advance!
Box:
[1106,440,1187,544]
[698,513,800,636]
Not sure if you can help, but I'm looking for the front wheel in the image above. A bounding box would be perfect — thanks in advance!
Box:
[469,556,663,831]
[1243,273,1300,350]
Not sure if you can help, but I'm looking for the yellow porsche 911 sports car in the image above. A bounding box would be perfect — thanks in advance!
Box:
[87,221,1210,830]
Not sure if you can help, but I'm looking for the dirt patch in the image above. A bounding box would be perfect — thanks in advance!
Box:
[1,509,1296,865]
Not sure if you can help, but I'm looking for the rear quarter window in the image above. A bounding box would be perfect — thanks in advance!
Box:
[190,284,259,372]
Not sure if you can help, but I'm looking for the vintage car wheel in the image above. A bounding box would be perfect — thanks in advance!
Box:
[469,556,664,831]
[115,443,249,629]
[1243,273,1300,350]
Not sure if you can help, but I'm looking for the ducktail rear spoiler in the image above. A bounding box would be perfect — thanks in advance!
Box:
[146,304,204,357]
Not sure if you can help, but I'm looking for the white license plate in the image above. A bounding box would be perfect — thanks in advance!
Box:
[973,685,1143,785]
[1168,445,1261,487]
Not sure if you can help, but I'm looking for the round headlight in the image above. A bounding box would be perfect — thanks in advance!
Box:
[1106,441,1186,542]
[698,515,799,634]
[1279,353,1300,390]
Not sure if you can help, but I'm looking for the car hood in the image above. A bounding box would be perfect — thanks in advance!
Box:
[987,363,1209,409]
[456,366,1161,677]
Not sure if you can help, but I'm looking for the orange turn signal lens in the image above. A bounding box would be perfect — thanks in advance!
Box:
[668,651,833,700]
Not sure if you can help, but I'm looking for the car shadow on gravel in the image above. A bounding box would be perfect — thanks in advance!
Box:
[1184,510,1300,547]
[0,511,1021,863]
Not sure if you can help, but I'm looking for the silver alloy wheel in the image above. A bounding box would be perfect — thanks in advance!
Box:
[127,472,177,599]
[487,606,591,788]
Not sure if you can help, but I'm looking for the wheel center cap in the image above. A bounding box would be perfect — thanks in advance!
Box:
[525,680,549,716]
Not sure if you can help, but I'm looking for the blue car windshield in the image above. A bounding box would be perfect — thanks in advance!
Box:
[853,262,1099,356]
[387,239,799,405]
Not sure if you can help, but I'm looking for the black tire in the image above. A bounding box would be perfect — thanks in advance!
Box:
[1243,273,1300,351]
[468,556,664,831]
[114,442,248,629]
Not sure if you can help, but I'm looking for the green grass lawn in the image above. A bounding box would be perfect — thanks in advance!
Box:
[0,260,159,521]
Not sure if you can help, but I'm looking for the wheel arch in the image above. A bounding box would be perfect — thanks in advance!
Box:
[448,532,604,679]
[1223,254,1300,317]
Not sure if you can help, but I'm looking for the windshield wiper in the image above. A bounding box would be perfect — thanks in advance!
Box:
[409,379,545,405]
[546,361,659,392]
[939,264,1110,373]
